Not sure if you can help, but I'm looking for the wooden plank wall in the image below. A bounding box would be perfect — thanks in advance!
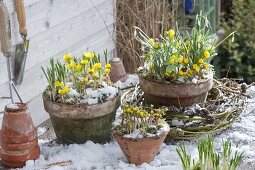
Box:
[0,0,116,126]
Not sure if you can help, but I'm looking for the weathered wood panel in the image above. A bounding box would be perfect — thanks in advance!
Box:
[0,0,115,126]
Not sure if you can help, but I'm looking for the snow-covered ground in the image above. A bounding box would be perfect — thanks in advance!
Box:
[115,74,139,90]
[17,86,255,170]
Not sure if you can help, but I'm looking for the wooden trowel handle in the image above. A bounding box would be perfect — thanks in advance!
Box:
[0,1,12,54]
[15,0,27,36]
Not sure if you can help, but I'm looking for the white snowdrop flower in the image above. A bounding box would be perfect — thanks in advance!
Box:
[172,47,177,53]
[198,19,201,27]
[232,34,235,42]
[205,16,209,28]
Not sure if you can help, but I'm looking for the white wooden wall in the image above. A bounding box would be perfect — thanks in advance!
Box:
[0,0,116,126]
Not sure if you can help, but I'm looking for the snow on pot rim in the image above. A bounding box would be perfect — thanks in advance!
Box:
[43,90,120,119]
[43,82,119,105]
[138,71,214,107]
[139,74,213,96]
[113,120,170,140]
[138,69,214,84]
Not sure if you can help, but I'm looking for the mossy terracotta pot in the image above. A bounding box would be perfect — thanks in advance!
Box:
[43,95,120,144]
[0,103,40,168]
[139,75,213,107]
[113,132,168,165]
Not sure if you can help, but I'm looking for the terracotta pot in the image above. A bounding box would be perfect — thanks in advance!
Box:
[43,94,120,144]
[0,103,40,168]
[139,75,213,107]
[113,132,168,165]
[109,57,128,83]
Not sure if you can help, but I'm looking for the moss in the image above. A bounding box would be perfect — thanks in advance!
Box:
[50,111,116,144]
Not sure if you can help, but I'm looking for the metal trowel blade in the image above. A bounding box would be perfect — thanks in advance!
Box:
[13,39,29,85]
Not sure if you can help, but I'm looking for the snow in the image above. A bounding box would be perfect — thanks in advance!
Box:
[84,85,118,105]
[113,108,170,139]
[122,123,170,139]
[115,74,139,90]
[37,127,47,137]
[171,118,184,126]
[64,83,119,105]
[67,89,80,97]
[15,85,255,170]
[6,103,19,109]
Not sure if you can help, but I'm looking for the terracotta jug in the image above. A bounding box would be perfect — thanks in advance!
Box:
[109,57,128,83]
[0,103,40,168]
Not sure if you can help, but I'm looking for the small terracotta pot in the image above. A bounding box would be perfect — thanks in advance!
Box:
[113,132,168,165]
[0,103,40,168]
[109,57,128,83]
[139,74,213,107]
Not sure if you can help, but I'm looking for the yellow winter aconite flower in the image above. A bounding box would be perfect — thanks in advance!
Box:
[203,50,210,58]
[198,58,204,64]
[169,58,175,65]
[92,73,98,79]
[55,81,63,87]
[168,29,175,37]
[80,59,88,65]
[105,68,110,74]
[105,63,111,69]
[177,57,183,64]
[132,107,137,112]
[88,68,94,74]
[153,43,159,49]
[188,69,193,76]
[84,52,94,59]
[83,77,89,83]
[139,111,144,117]
[183,58,189,64]
[179,70,184,76]
[193,64,200,72]
[93,63,101,69]
[67,60,76,69]
[149,38,154,43]
[203,63,209,70]
[165,70,171,76]
[63,86,70,93]
[76,64,82,72]
[63,53,72,61]
[58,86,70,95]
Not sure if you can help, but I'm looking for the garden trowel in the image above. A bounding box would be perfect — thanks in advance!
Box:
[0,0,23,104]
[13,0,29,85]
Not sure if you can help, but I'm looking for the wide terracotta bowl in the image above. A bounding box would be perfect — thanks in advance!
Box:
[139,74,213,107]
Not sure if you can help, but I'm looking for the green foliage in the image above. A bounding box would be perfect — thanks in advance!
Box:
[114,104,168,136]
[135,12,234,83]
[215,0,255,83]
[41,50,112,102]
[176,136,243,170]
[41,59,66,101]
